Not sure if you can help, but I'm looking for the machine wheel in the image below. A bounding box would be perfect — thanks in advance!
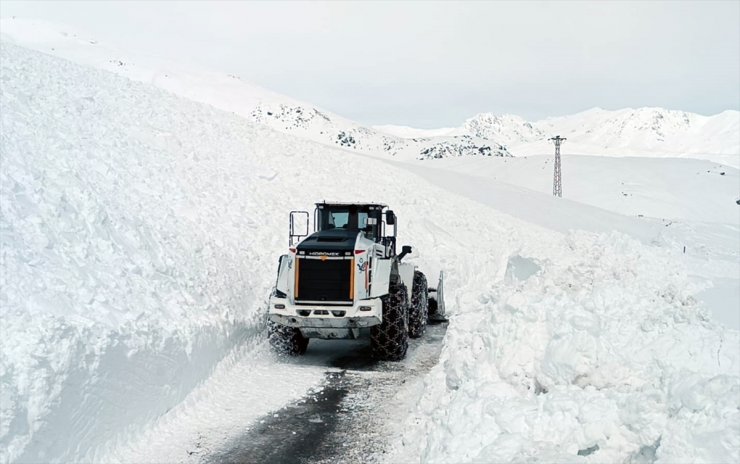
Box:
[408,271,428,338]
[371,283,409,361]
[268,320,309,356]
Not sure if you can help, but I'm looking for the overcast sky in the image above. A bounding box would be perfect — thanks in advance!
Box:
[2,1,739,127]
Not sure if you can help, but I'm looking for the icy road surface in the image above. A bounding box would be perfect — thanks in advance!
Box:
[210,323,447,464]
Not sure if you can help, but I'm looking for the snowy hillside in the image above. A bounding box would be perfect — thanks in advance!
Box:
[464,113,545,147]
[519,107,740,160]
[0,18,510,161]
[389,155,740,330]
[384,107,740,167]
[372,124,463,139]
[248,102,510,159]
[5,18,735,166]
[380,107,740,167]
[2,19,739,464]
[422,155,739,224]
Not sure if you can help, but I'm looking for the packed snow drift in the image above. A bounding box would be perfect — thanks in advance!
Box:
[390,233,740,463]
[1,19,739,464]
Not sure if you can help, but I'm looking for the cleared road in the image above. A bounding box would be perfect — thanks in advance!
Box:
[209,322,447,464]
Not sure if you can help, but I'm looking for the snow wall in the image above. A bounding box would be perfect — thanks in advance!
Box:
[2,40,739,464]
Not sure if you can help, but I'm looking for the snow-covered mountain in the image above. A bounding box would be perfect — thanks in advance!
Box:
[4,18,736,166]
[0,18,510,161]
[463,113,545,146]
[248,101,510,159]
[250,102,739,164]
[372,124,464,139]
[525,107,739,158]
[383,107,740,166]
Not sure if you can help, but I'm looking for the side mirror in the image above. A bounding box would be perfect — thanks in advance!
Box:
[397,245,412,261]
[386,210,395,225]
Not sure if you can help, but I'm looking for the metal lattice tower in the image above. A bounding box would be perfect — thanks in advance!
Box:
[549,135,566,197]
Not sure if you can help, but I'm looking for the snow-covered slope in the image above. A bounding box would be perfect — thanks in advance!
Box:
[378,108,740,166]
[420,155,739,224]
[383,107,740,164]
[0,41,327,462]
[372,124,464,139]
[3,18,735,165]
[2,24,738,464]
[388,156,740,330]
[517,107,740,161]
[0,17,510,161]
[463,113,545,147]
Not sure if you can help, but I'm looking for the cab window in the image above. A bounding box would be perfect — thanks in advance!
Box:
[331,211,349,228]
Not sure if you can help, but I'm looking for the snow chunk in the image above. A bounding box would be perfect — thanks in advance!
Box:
[392,231,740,463]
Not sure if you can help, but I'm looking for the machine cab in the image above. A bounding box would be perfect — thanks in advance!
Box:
[315,203,385,242]
[289,202,397,256]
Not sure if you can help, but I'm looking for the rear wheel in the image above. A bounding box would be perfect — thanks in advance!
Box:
[408,271,428,338]
[371,283,409,361]
[268,320,309,356]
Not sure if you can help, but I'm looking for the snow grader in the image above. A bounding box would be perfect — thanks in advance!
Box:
[267,202,445,361]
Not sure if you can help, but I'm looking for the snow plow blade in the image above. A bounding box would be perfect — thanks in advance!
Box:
[428,271,447,322]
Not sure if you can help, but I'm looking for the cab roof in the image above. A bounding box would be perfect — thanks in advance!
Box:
[315,201,388,209]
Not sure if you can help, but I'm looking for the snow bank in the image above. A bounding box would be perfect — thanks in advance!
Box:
[392,231,740,463]
[0,42,313,462]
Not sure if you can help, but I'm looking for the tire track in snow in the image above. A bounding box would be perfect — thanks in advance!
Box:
[208,322,447,464]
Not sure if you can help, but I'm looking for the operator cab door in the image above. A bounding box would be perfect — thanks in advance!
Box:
[361,209,383,244]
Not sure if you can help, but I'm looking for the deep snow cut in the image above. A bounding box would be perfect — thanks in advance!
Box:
[0,40,543,462]
[0,42,305,462]
[1,21,739,464]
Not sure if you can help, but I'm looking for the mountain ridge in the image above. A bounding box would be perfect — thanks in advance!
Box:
[1,17,737,164]
[0,18,510,161]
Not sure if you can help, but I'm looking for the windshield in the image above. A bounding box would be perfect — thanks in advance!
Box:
[317,206,382,240]
[327,211,349,228]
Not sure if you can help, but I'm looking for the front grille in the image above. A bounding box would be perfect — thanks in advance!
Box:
[296,258,353,303]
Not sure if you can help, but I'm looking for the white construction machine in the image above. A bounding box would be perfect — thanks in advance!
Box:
[267,202,445,361]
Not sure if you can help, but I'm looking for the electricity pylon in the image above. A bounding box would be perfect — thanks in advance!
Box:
[549,135,566,197]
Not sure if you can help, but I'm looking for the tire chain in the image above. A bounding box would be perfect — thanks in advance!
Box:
[268,320,309,356]
[370,283,409,361]
[408,271,428,338]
